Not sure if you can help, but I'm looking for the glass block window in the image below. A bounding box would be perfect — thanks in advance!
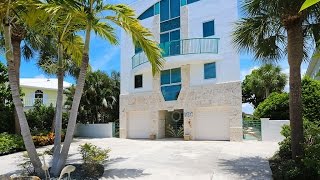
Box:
[134,74,143,88]
[203,20,215,37]
[160,17,180,32]
[204,62,216,79]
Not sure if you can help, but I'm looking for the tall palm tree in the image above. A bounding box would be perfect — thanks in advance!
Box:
[0,0,44,175]
[233,0,320,159]
[50,0,163,175]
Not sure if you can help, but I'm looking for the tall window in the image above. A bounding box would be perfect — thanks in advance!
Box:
[34,90,43,104]
[203,20,215,37]
[204,62,216,79]
[161,68,181,101]
[135,74,143,88]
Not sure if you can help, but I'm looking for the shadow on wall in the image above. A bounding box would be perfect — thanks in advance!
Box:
[217,156,272,180]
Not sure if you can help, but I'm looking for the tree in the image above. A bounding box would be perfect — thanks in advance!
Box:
[233,0,320,159]
[50,0,163,175]
[242,64,287,108]
[1,0,43,175]
[65,71,119,124]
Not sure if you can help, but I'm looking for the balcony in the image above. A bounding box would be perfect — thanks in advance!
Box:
[23,98,57,107]
[132,38,220,69]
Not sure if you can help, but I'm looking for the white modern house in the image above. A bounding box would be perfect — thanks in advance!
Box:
[120,0,242,141]
[20,78,72,110]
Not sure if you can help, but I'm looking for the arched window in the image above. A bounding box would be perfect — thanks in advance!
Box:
[34,90,43,104]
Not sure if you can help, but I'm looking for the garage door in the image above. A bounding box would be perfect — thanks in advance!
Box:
[128,111,151,139]
[195,108,230,140]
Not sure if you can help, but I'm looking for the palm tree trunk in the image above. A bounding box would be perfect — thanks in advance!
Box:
[11,36,22,134]
[2,5,43,176]
[287,23,304,160]
[51,25,91,176]
[52,44,64,166]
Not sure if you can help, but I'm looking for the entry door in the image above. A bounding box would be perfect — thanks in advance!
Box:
[195,108,230,140]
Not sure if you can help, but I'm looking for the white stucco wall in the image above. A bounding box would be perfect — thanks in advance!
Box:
[74,123,114,138]
[261,118,290,142]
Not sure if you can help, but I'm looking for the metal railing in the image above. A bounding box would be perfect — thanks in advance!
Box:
[132,38,219,69]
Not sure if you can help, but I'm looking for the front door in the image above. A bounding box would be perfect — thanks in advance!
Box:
[165,109,184,138]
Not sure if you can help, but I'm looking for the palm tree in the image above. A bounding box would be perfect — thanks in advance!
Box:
[242,64,287,108]
[233,0,320,159]
[0,0,43,175]
[50,0,163,175]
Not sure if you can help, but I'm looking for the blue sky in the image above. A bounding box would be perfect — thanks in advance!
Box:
[0,0,310,114]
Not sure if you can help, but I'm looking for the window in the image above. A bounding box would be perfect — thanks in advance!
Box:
[203,20,215,37]
[160,17,180,32]
[181,0,200,6]
[34,90,43,104]
[160,30,181,56]
[161,68,181,101]
[138,6,154,20]
[204,62,216,79]
[154,2,160,15]
[160,0,180,22]
[134,75,143,88]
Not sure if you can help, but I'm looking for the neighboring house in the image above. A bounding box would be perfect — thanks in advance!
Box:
[306,52,320,80]
[20,78,72,110]
[120,0,242,141]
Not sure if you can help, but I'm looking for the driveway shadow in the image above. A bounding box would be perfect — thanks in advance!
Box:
[217,156,272,180]
[103,169,151,179]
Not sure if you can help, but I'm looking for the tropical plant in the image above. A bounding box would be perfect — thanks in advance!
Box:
[300,0,320,11]
[233,0,320,159]
[65,71,119,124]
[50,0,163,175]
[1,0,44,175]
[242,64,287,108]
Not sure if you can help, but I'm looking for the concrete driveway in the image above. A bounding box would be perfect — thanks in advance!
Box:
[0,138,279,180]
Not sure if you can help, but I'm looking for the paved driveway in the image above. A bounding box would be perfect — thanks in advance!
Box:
[0,138,279,180]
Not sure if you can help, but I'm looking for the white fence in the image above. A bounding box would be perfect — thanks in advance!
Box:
[261,118,290,142]
[74,123,114,138]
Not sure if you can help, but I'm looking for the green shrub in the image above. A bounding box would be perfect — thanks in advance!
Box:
[0,133,24,155]
[302,77,320,122]
[270,120,320,179]
[254,92,289,119]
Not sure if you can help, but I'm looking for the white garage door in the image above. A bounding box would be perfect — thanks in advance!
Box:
[128,111,151,139]
[195,108,230,140]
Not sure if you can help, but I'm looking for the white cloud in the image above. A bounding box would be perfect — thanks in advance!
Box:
[240,66,259,81]
[91,47,120,71]
[242,103,254,114]
[34,74,46,79]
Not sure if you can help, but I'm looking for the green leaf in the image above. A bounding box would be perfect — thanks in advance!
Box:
[300,0,320,12]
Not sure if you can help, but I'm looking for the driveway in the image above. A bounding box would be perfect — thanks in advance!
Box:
[0,138,279,180]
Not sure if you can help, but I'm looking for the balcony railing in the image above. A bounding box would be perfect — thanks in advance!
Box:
[132,38,219,69]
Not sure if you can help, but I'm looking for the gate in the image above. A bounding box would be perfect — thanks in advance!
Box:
[112,120,120,138]
[243,120,261,141]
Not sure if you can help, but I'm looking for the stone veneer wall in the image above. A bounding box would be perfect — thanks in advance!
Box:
[120,65,243,141]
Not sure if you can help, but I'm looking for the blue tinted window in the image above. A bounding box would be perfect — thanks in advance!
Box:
[160,17,180,32]
[160,0,170,21]
[161,85,181,101]
[160,33,170,56]
[161,70,171,85]
[170,0,180,18]
[155,2,160,15]
[203,20,215,37]
[181,0,187,6]
[171,68,181,83]
[138,6,154,20]
[170,30,180,55]
[204,62,216,79]
[188,0,200,4]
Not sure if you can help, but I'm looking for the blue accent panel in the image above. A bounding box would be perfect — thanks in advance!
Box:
[138,6,154,20]
[155,2,160,15]
[160,0,170,21]
[170,0,180,18]
[161,69,171,85]
[161,85,182,101]
[204,62,216,79]
[160,17,180,32]
[171,68,181,83]
[203,20,215,37]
